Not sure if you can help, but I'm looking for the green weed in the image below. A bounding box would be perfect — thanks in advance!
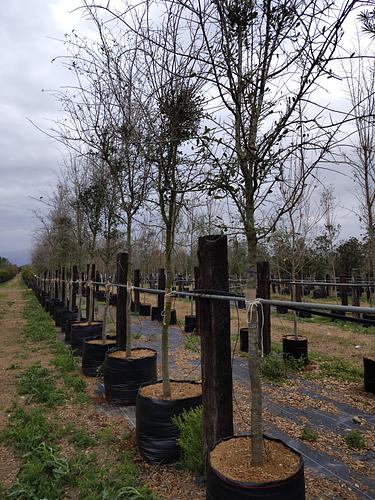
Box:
[301,426,318,442]
[68,428,96,449]
[17,364,65,406]
[184,334,200,353]
[344,430,366,449]
[173,406,203,474]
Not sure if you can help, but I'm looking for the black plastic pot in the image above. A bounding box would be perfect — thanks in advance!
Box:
[64,317,86,342]
[54,306,68,327]
[139,303,151,316]
[184,315,196,333]
[363,357,375,393]
[81,335,116,377]
[136,380,202,464]
[70,321,103,356]
[95,290,106,301]
[238,300,246,310]
[109,294,117,306]
[103,348,157,406]
[151,306,161,321]
[164,309,177,325]
[48,299,63,316]
[283,335,308,365]
[207,435,305,499]
[276,305,288,314]
[239,328,248,352]
[297,310,312,319]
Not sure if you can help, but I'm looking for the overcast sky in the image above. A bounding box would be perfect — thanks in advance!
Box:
[0,1,367,265]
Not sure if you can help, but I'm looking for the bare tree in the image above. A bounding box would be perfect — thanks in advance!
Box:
[343,42,375,277]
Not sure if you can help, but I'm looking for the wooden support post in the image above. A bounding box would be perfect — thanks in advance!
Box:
[134,269,140,313]
[54,270,59,299]
[61,268,66,305]
[43,270,47,293]
[194,266,200,319]
[116,253,128,351]
[256,261,271,355]
[72,265,78,310]
[157,268,166,312]
[197,235,233,468]
[86,264,91,321]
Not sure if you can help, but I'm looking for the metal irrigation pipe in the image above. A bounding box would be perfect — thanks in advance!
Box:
[271,280,375,288]
[260,298,375,315]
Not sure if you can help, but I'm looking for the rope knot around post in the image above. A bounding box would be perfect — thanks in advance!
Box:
[245,299,265,357]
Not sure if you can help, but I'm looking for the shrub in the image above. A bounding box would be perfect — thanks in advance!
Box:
[173,406,203,474]
[301,426,318,442]
[344,430,366,449]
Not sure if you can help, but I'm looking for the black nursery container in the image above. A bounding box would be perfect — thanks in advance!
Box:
[139,303,151,316]
[48,299,63,316]
[81,336,116,377]
[283,335,308,365]
[136,380,202,464]
[207,435,305,500]
[151,306,161,321]
[69,321,103,356]
[184,315,196,333]
[103,348,157,406]
[64,317,86,342]
[239,327,248,352]
[363,357,375,393]
[276,305,288,314]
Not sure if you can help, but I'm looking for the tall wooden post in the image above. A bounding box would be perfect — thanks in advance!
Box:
[61,268,66,306]
[85,264,91,321]
[43,270,47,293]
[256,261,271,355]
[133,269,140,313]
[116,253,128,351]
[194,266,200,319]
[72,265,78,310]
[157,268,166,312]
[197,235,233,469]
[54,270,59,299]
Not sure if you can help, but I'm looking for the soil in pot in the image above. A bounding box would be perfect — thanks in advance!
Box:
[81,336,117,377]
[283,335,308,365]
[207,435,305,499]
[70,321,103,356]
[136,380,202,464]
[363,357,375,393]
[103,348,157,406]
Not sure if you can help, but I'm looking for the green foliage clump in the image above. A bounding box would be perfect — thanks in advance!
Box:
[22,292,56,342]
[173,406,203,474]
[0,256,18,284]
[344,430,366,449]
[261,352,288,381]
[17,364,65,406]
[20,264,37,282]
[68,428,96,449]
[300,426,318,442]
[184,334,200,352]
[0,406,51,452]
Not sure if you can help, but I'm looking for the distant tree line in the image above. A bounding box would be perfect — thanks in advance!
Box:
[0,257,18,283]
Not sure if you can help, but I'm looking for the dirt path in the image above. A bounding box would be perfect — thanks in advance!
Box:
[0,276,28,487]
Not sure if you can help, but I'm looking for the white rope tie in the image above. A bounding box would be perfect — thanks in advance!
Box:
[245,299,265,357]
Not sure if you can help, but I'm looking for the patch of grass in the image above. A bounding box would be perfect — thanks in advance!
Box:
[8,443,69,500]
[7,363,21,370]
[261,352,287,381]
[173,406,203,474]
[51,347,78,374]
[301,426,318,442]
[63,373,87,393]
[344,430,366,449]
[184,334,200,353]
[0,406,52,452]
[22,291,57,342]
[132,331,142,340]
[307,353,363,382]
[17,364,65,406]
[68,428,96,449]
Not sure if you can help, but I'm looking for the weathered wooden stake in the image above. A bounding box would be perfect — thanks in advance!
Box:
[72,265,78,310]
[61,268,66,306]
[256,261,271,355]
[54,270,59,299]
[197,235,233,469]
[116,253,128,351]
[133,269,140,313]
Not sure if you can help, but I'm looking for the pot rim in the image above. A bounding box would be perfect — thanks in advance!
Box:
[209,434,303,488]
[138,378,202,402]
[282,334,308,341]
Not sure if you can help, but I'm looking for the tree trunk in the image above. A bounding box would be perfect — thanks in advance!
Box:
[162,225,173,398]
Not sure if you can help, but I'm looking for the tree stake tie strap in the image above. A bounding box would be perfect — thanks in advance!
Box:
[245,299,265,357]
